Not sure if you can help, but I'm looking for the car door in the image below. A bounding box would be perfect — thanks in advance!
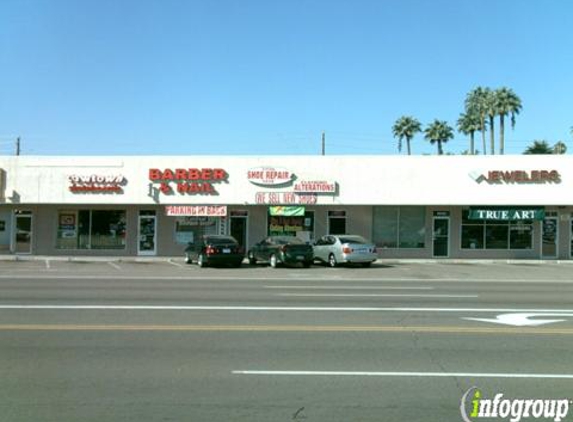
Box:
[327,236,342,261]
[314,236,329,262]
[187,239,201,262]
[255,238,271,262]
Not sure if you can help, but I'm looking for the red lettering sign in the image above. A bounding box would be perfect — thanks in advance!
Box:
[149,168,228,195]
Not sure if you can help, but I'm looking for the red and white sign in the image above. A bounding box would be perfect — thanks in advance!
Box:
[149,168,228,195]
[255,192,317,205]
[68,174,126,193]
[247,167,293,187]
[165,205,227,217]
[293,181,336,193]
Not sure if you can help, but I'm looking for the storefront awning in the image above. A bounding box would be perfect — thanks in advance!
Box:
[269,206,305,217]
[468,207,545,221]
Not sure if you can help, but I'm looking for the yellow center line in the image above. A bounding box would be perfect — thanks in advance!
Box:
[0,324,573,335]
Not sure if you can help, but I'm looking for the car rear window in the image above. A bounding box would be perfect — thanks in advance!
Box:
[338,236,368,244]
[206,236,237,245]
[273,236,304,245]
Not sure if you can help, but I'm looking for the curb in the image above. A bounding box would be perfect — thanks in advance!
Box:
[1,255,573,265]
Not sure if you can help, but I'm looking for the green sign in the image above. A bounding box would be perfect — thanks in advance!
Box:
[269,206,305,217]
[468,207,545,221]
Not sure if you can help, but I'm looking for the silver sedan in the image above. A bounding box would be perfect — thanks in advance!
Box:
[313,235,378,267]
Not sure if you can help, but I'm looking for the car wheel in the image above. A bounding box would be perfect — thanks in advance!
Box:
[184,255,191,264]
[270,254,278,268]
[328,254,338,268]
[197,254,207,268]
[248,252,257,265]
[303,262,311,268]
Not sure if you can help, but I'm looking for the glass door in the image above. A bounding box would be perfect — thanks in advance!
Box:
[14,211,33,254]
[542,216,558,258]
[138,212,157,256]
[230,212,248,252]
[432,217,450,258]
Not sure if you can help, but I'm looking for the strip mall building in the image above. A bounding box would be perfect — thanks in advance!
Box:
[0,155,570,260]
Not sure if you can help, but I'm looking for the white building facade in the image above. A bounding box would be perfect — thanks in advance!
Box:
[0,155,570,259]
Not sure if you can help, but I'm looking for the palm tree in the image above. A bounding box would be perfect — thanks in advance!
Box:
[495,87,522,155]
[485,90,497,155]
[465,87,491,155]
[553,141,567,154]
[457,112,480,155]
[392,116,422,155]
[524,140,553,154]
[424,119,454,155]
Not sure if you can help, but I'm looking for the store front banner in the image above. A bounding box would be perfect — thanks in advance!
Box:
[269,206,305,217]
[165,205,227,217]
[468,207,545,221]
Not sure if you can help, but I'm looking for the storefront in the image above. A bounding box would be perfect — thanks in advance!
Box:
[0,155,572,260]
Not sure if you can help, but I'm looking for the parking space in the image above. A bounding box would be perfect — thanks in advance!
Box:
[1,257,573,282]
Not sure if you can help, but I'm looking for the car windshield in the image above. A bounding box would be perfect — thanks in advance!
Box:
[272,236,304,245]
[338,235,369,244]
[205,236,237,245]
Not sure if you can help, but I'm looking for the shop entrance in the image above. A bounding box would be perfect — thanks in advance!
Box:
[432,216,450,258]
[14,211,33,254]
[138,211,157,255]
[230,211,248,251]
[542,215,558,259]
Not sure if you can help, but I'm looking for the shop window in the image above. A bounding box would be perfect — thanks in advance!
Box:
[510,225,533,249]
[461,210,532,250]
[268,212,314,242]
[56,210,126,250]
[328,211,346,235]
[372,206,425,248]
[485,225,509,249]
[461,225,484,249]
[175,217,218,245]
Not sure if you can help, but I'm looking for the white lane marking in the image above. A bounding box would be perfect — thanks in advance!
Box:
[1,275,573,283]
[107,262,121,271]
[1,305,573,313]
[265,286,434,290]
[0,269,573,285]
[276,293,478,298]
[167,259,184,268]
[465,312,573,327]
[232,370,573,379]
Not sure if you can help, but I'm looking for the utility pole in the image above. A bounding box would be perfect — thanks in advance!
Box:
[321,131,325,156]
[16,137,21,156]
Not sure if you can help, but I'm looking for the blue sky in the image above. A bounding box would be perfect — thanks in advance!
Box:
[1,0,572,156]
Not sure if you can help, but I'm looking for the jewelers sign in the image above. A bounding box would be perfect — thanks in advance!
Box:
[165,205,227,217]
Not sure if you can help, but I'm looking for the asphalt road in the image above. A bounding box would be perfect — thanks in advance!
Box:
[1,260,573,421]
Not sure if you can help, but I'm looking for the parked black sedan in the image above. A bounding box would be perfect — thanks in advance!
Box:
[247,236,314,268]
[185,235,244,267]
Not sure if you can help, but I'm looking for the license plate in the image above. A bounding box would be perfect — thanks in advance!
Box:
[356,248,367,254]
[296,255,304,260]
[223,248,231,253]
